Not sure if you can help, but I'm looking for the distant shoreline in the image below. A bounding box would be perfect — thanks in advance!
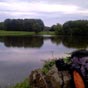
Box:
[0,30,55,36]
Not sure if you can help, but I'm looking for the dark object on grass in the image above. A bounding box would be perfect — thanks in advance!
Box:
[55,50,88,88]
[71,50,88,58]
[55,59,70,71]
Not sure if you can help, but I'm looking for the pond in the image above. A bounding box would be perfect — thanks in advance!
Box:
[0,35,88,88]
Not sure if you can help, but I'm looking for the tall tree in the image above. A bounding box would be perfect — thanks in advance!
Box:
[4,19,44,32]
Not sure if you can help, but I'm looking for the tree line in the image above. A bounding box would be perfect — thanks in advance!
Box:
[50,20,88,36]
[0,19,88,35]
[0,19,44,33]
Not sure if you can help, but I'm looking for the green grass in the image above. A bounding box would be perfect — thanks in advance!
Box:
[39,31,55,35]
[11,57,71,88]
[0,30,35,36]
[11,79,31,88]
[0,30,55,36]
[11,60,56,88]
[41,57,71,75]
[41,59,55,74]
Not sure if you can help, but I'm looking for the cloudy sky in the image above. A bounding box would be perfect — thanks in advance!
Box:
[0,0,88,26]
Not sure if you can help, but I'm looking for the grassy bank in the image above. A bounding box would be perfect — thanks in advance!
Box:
[11,57,70,88]
[0,30,35,36]
[11,60,56,88]
[0,30,55,36]
[39,31,55,35]
[11,79,31,88]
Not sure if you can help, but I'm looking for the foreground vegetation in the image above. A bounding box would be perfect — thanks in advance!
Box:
[41,59,56,74]
[11,79,31,88]
[11,59,56,88]
[11,57,70,88]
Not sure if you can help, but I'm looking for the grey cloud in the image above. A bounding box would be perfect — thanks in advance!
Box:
[0,0,88,26]
[46,0,88,9]
[43,14,88,26]
[0,11,88,26]
[39,0,88,9]
[1,0,88,8]
[0,0,5,2]
[0,13,13,21]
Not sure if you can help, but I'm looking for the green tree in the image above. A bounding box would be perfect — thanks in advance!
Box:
[0,22,4,30]
[55,23,62,35]
[50,25,56,31]
[62,20,88,35]
[4,19,44,32]
[50,23,62,35]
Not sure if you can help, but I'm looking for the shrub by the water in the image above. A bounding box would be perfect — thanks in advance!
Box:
[11,79,31,88]
[41,59,56,74]
[12,57,69,88]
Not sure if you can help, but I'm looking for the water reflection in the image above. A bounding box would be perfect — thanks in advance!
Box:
[0,35,88,87]
[51,35,88,49]
[0,36,43,48]
[0,35,88,49]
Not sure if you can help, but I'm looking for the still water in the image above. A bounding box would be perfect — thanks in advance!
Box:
[0,35,88,87]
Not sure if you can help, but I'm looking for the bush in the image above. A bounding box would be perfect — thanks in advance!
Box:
[41,59,55,74]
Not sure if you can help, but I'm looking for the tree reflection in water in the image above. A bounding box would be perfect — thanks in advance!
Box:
[51,35,88,49]
[0,36,44,48]
[0,35,88,49]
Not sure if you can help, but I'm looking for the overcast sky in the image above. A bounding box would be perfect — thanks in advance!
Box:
[0,0,88,26]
